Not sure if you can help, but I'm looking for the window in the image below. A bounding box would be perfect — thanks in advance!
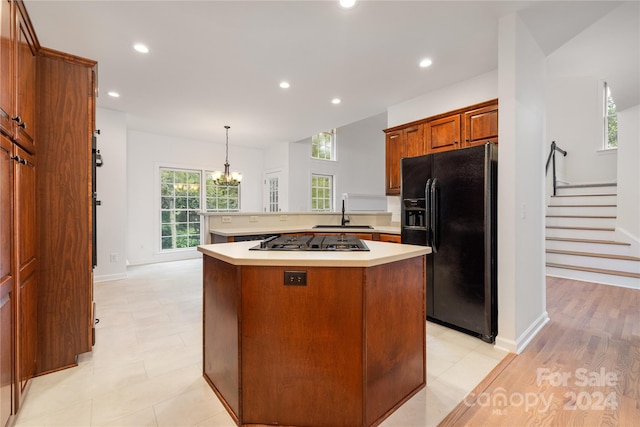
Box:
[311,174,333,211]
[311,130,335,160]
[160,168,202,250]
[205,172,240,212]
[159,168,240,251]
[604,82,618,149]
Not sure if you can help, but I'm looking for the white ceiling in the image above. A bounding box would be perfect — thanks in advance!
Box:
[24,1,629,149]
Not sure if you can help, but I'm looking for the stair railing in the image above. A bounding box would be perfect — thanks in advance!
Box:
[545,141,567,196]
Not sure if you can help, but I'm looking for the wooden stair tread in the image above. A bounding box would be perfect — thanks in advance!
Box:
[546,263,640,279]
[547,204,617,208]
[557,183,617,189]
[546,237,630,246]
[546,249,640,262]
[545,226,615,231]
[551,194,617,198]
[546,215,616,218]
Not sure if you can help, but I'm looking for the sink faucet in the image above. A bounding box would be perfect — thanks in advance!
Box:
[341,199,350,226]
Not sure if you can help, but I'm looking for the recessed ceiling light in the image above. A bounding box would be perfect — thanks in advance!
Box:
[419,58,433,68]
[279,81,290,89]
[339,0,356,9]
[107,91,120,98]
[331,98,341,105]
[133,43,149,54]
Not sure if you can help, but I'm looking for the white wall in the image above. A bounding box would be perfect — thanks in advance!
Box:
[616,104,640,244]
[544,1,639,185]
[288,113,387,212]
[495,13,548,354]
[545,76,617,184]
[93,108,128,282]
[126,130,263,265]
[388,70,498,128]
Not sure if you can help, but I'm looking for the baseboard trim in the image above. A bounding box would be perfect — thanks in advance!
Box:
[495,311,549,354]
[93,272,128,282]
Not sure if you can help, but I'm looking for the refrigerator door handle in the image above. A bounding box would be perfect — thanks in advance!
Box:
[425,178,432,246]
[430,178,439,253]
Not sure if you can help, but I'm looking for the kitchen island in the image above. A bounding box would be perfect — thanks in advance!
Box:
[197,240,430,427]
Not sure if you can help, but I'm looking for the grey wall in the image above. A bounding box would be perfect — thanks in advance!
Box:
[288,112,387,212]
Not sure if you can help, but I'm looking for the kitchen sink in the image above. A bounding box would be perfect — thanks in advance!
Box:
[312,225,374,229]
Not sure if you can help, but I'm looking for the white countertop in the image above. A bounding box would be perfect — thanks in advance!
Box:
[209,225,400,237]
[197,240,430,267]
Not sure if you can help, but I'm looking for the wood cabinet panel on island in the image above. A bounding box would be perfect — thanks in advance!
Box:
[384,99,498,195]
[199,241,428,426]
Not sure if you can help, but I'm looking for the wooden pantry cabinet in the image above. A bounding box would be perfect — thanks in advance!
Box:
[383,99,498,195]
[0,135,14,427]
[13,144,36,410]
[36,49,97,374]
[0,1,97,423]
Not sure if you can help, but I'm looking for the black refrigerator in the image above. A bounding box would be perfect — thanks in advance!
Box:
[401,143,497,343]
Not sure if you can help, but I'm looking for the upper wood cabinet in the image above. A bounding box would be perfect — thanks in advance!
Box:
[385,125,425,194]
[425,114,460,154]
[13,2,36,153]
[383,99,498,195]
[0,0,14,137]
[385,130,404,195]
[404,125,424,157]
[0,0,37,153]
[463,103,498,147]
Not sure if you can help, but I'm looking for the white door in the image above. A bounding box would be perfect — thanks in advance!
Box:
[263,170,282,212]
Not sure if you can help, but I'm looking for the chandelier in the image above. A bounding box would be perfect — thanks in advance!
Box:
[212,125,242,186]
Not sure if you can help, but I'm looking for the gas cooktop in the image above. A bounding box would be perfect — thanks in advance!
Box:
[250,235,369,251]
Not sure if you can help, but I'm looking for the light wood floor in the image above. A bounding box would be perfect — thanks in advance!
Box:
[440,276,640,426]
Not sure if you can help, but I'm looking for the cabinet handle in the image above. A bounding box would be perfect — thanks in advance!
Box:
[11,116,26,128]
[11,155,27,165]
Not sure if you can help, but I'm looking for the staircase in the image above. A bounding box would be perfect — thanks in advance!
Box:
[545,183,640,289]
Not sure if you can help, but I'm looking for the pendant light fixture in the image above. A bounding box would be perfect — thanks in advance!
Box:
[212,125,242,186]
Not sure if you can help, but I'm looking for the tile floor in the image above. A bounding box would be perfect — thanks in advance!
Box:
[14,258,507,427]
